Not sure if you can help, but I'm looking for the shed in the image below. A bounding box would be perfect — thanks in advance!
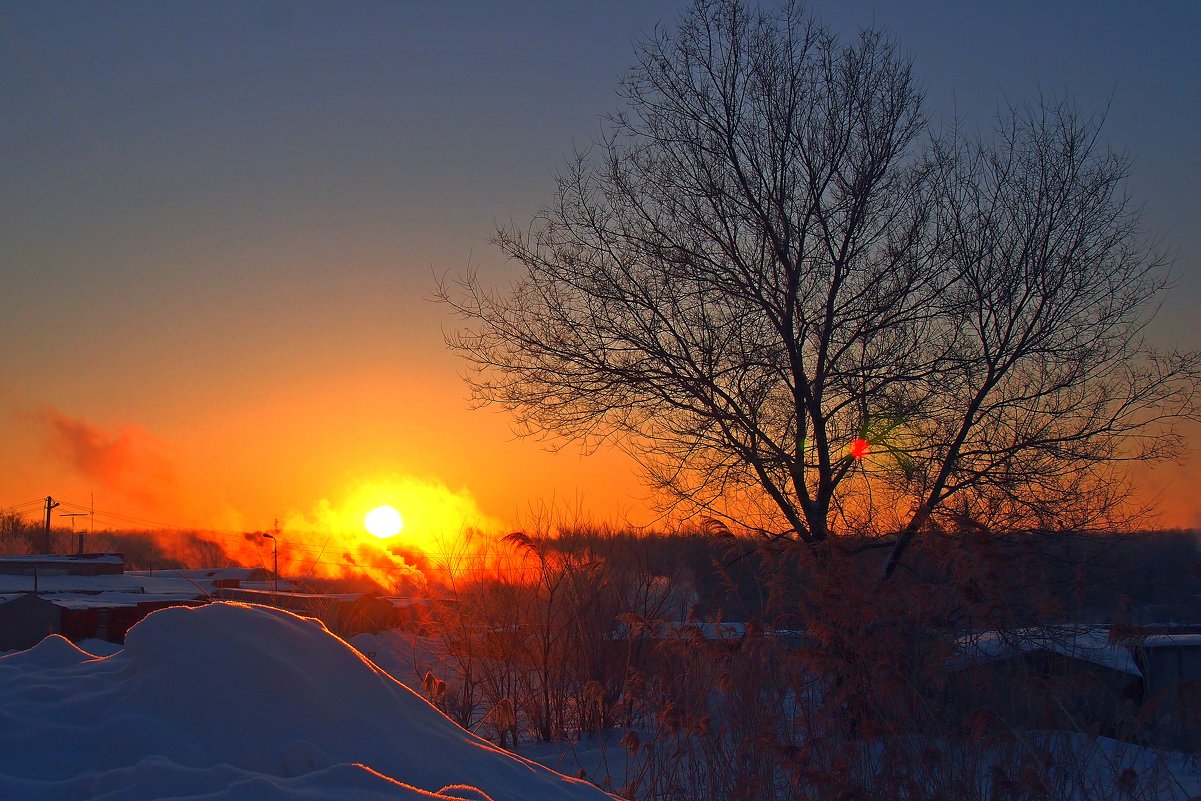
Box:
[946,627,1142,739]
[0,592,204,651]
[0,553,124,577]
[0,594,62,651]
[1137,634,1201,750]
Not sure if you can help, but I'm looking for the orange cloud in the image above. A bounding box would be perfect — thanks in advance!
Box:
[36,407,176,508]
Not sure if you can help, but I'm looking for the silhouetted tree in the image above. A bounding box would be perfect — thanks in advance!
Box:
[441,0,1199,578]
[0,511,35,553]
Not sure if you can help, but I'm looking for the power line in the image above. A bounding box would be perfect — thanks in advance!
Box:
[1,499,51,515]
[54,500,205,532]
[12,496,555,575]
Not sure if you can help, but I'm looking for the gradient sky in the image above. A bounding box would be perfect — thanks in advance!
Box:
[2,1,1199,540]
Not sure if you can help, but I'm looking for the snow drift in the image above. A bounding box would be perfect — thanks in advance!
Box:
[0,602,613,801]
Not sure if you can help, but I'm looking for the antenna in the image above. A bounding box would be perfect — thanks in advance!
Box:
[62,512,87,554]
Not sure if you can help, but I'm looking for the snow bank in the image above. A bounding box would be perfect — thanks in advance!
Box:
[0,602,613,801]
[0,633,98,668]
[76,638,124,657]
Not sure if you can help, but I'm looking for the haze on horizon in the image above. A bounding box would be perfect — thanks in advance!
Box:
[2,1,1198,536]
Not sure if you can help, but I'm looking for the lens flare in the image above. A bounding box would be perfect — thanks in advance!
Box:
[364,505,403,538]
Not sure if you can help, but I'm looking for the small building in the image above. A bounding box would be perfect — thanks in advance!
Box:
[0,553,124,577]
[0,594,62,651]
[945,627,1143,739]
[1137,633,1201,750]
[129,567,277,586]
[0,591,203,651]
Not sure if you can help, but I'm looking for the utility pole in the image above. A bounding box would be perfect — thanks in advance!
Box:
[43,496,59,554]
[263,521,279,597]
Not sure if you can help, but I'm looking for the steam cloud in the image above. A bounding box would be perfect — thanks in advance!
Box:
[36,406,176,507]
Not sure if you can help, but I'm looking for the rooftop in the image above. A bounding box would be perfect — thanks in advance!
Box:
[950,626,1141,676]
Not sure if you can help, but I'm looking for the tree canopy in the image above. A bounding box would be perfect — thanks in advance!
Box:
[440,0,1199,577]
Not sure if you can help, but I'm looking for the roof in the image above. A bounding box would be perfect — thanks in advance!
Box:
[612,620,801,641]
[129,567,273,582]
[213,587,372,604]
[0,590,203,611]
[0,553,123,565]
[0,572,208,597]
[950,626,1141,677]
[382,596,457,608]
[1142,634,1201,649]
[0,553,125,577]
[32,594,139,610]
[47,592,200,609]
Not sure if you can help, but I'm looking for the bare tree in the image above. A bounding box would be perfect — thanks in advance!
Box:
[440,0,1199,578]
[0,511,34,554]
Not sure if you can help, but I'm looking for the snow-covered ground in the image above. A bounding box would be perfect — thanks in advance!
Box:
[352,626,1201,800]
[8,604,1199,801]
[0,602,614,801]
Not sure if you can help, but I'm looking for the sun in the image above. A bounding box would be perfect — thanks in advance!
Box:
[364,505,403,539]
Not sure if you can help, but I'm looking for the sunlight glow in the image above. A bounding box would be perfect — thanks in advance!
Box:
[365,505,404,538]
[254,475,506,591]
[849,438,870,461]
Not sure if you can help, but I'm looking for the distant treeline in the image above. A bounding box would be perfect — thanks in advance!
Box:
[1,510,1196,622]
[530,526,1201,626]
[0,511,237,572]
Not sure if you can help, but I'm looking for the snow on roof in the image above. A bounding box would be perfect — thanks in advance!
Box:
[33,594,138,610]
[0,553,123,565]
[0,572,208,597]
[215,587,368,603]
[951,627,1141,677]
[235,580,302,592]
[612,620,799,641]
[665,621,747,639]
[129,567,272,581]
[0,602,613,801]
[1142,634,1201,648]
[385,596,438,608]
[28,591,201,610]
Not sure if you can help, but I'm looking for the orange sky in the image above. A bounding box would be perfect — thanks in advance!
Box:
[5,363,1198,543]
[2,3,1198,544]
[1,371,654,535]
